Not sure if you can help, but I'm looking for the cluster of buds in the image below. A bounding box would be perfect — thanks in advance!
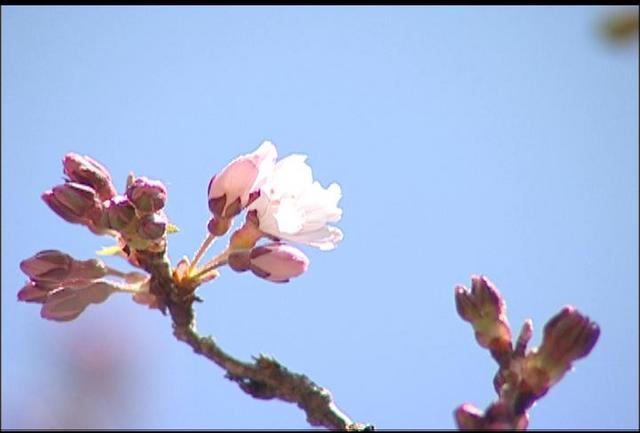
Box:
[454,276,600,430]
[108,174,169,255]
[42,153,117,235]
[23,142,343,318]
[187,141,342,287]
[42,153,170,260]
[17,250,144,321]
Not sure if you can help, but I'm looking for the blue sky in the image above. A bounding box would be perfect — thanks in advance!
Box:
[2,6,638,429]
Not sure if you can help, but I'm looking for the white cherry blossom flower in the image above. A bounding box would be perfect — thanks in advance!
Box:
[249,154,343,250]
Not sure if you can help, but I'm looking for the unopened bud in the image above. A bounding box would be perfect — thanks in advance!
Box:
[63,153,117,201]
[248,243,309,283]
[455,275,512,363]
[106,196,137,231]
[42,183,100,224]
[137,213,167,240]
[536,306,600,383]
[19,250,108,284]
[20,250,73,281]
[126,176,167,214]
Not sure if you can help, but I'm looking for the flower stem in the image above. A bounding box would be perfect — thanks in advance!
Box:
[192,248,231,281]
[190,233,216,273]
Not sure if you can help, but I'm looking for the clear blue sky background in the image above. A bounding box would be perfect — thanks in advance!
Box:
[2,6,638,429]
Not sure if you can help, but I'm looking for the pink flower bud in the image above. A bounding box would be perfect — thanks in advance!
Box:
[39,281,117,322]
[137,212,167,240]
[20,250,73,281]
[535,306,600,383]
[126,176,167,214]
[106,196,137,231]
[63,153,117,201]
[248,243,309,283]
[42,183,100,225]
[19,250,109,284]
[208,141,276,219]
[455,275,512,363]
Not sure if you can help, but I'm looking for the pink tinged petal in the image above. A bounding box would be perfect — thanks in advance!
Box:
[209,159,258,201]
[208,141,277,218]
[249,243,309,282]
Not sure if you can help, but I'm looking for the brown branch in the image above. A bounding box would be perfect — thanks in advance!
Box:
[135,248,371,431]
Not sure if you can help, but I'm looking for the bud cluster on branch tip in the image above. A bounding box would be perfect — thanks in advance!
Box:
[42,152,172,256]
[455,275,512,362]
[17,250,121,321]
[454,276,600,428]
[229,243,309,283]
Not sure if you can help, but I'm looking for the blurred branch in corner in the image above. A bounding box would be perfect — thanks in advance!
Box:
[601,8,639,45]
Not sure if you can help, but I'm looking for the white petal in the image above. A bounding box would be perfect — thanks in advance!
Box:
[273,197,305,234]
[280,225,344,250]
[269,154,312,198]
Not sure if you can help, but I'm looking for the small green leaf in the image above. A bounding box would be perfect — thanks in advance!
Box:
[96,245,123,256]
[167,223,180,234]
